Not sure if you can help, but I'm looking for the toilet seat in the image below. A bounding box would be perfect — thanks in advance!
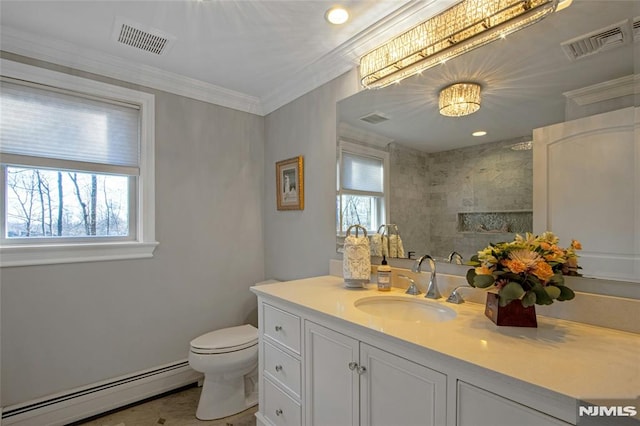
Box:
[190,324,258,355]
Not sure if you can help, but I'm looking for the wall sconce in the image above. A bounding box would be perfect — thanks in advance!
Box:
[439,83,482,117]
[359,0,562,89]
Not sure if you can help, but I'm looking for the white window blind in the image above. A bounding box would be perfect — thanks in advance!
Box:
[0,79,140,174]
[341,151,384,193]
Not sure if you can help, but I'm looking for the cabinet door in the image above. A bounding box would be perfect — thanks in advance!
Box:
[305,321,359,426]
[360,343,447,426]
[533,106,639,282]
[457,381,571,426]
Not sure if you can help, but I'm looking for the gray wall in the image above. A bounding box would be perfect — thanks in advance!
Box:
[263,69,360,280]
[1,55,266,406]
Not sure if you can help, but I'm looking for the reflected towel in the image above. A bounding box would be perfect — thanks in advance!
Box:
[388,234,405,258]
[381,235,405,258]
[370,233,384,257]
[343,234,371,281]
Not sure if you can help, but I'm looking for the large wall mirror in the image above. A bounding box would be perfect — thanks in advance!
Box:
[337,0,638,281]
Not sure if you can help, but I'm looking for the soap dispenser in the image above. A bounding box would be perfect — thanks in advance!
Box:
[377,255,392,291]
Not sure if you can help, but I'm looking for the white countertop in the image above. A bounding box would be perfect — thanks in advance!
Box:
[252,275,640,402]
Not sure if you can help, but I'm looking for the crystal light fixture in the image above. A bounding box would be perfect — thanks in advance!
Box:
[439,83,482,117]
[359,0,561,88]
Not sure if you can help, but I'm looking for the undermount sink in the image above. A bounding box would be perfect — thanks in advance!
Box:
[355,296,457,323]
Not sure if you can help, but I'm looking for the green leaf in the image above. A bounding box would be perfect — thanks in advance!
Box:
[473,274,496,289]
[545,285,561,300]
[498,282,526,307]
[530,281,554,305]
[522,291,537,307]
[466,269,477,287]
[556,286,575,301]
[550,272,565,286]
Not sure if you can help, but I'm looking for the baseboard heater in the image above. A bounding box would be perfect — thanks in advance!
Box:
[3,360,202,426]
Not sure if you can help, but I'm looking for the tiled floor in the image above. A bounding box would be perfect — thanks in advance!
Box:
[76,385,257,426]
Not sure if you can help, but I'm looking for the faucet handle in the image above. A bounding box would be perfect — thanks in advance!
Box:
[446,286,466,304]
[399,274,421,295]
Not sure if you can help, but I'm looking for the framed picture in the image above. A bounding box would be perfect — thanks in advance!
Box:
[276,156,304,210]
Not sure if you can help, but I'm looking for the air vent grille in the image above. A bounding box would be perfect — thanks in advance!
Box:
[633,17,640,41]
[359,113,389,124]
[112,18,175,55]
[561,19,630,61]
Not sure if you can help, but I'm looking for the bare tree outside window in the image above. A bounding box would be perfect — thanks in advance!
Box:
[5,166,129,238]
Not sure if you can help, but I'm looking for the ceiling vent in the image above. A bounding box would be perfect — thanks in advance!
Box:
[112,17,175,55]
[561,19,631,61]
[633,17,640,41]
[359,112,389,124]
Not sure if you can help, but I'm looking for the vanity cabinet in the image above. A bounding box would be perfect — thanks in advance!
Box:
[305,320,447,426]
[457,381,570,426]
[259,303,303,426]
[255,291,578,426]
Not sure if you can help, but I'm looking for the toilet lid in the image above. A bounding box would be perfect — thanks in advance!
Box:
[190,324,258,354]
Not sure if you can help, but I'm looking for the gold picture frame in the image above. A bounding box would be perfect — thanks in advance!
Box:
[276,156,304,210]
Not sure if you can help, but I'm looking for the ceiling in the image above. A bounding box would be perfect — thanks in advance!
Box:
[338,0,639,152]
[1,0,637,133]
[0,0,461,115]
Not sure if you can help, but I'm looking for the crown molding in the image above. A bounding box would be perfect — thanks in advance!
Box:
[1,0,455,117]
[1,26,263,115]
[338,122,394,148]
[563,74,639,106]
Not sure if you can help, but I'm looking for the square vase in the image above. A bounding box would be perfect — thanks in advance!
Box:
[484,292,537,327]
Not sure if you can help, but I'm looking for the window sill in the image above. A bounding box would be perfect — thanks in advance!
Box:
[0,241,159,267]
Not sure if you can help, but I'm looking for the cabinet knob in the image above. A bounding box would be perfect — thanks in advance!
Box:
[348,361,358,371]
[357,365,367,375]
[274,325,282,331]
[275,364,283,372]
[275,409,283,416]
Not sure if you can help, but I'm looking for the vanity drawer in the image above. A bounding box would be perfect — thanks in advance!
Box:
[263,377,301,426]
[263,303,301,354]
[264,340,301,398]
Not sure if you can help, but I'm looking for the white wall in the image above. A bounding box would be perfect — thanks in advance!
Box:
[0,55,266,406]
[263,69,360,280]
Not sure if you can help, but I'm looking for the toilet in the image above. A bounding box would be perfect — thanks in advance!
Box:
[189,324,259,420]
[188,279,279,420]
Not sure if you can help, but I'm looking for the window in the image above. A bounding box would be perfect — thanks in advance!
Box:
[336,141,389,235]
[0,59,157,266]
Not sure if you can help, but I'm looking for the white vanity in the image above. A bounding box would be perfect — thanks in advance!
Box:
[251,275,639,426]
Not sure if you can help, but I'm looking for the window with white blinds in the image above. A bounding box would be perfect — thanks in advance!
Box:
[337,142,389,235]
[1,79,140,175]
[0,59,157,267]
[341,151,384,194]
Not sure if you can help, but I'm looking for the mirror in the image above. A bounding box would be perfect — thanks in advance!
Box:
[337,0,637,264]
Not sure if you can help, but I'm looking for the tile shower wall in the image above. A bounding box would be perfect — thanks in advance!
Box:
[389,138,533,259]
[388,142,430,259]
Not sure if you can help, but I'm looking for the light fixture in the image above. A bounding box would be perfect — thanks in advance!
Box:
[326,7,349,25]
[472,130,488,136]
[439,83,481,117]
[359,0,563,88]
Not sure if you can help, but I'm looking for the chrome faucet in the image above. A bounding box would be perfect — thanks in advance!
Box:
[412,255,441,299]
[446,286,467,304]
[399,274,421,295]
[447,251,463,265]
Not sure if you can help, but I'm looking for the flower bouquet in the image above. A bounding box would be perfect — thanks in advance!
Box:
[466,232,581,309]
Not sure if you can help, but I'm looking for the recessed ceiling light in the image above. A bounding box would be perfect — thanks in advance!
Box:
[326,7,349,25]
[472,130,487,137]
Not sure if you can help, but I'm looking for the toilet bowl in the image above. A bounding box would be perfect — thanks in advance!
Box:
[188,280,280,420]
[188,324,259,420]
